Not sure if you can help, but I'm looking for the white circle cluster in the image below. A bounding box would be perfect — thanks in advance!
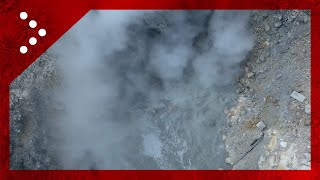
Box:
[29,37,37,45]
[20,46,28,54]
[19,12,47,54]
[20,12,28,20]
[29,20,37,28]
[38,29,46,37]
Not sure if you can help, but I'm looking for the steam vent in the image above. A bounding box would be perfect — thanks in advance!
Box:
[10,10,310,170]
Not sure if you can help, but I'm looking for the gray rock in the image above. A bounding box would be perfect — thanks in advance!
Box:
[236,88,243,94]
[291,11,298,19]
[290,91,306,102]
[274,22,282,28]
[247,72,255,78]
[256,121,266,130]
[280,141,287,148]
[264,23,270,32]
[276,74,282,79]
[226,157,233,164]
[303,16,308,23]
[305,104,310,114]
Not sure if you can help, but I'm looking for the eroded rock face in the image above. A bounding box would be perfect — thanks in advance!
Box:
[224,10,310,170]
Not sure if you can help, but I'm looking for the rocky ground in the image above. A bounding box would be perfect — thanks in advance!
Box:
[9,10,310,170]
[10,54,60,169]
[223,10,311,169]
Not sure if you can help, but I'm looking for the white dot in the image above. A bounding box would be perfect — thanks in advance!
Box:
[38,29,46,37]
[29,20,37,28]
[20,46,28,54]
[20,12,28,20]
[29,37,37,45]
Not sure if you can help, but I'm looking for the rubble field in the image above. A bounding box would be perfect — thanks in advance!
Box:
[224,10,310,169]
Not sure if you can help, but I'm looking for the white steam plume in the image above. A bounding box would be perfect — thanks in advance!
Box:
[48,10,253,169]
